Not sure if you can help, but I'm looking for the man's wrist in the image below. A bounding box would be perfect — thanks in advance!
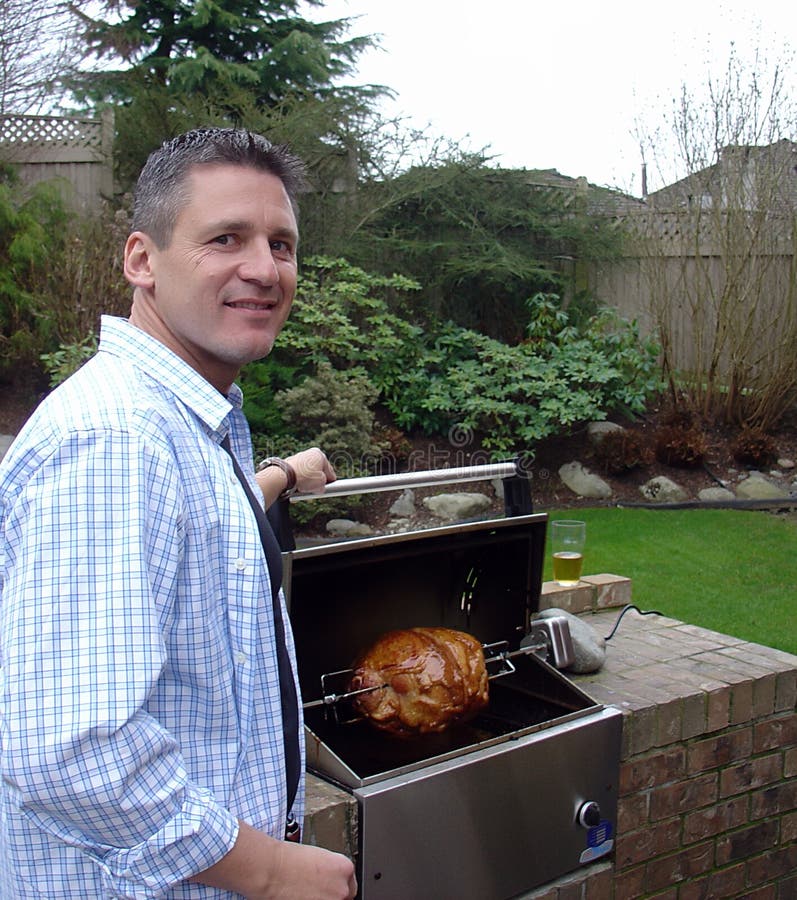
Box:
[257,457,298,498]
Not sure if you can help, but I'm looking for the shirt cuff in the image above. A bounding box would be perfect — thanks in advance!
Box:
[98,783,239,898]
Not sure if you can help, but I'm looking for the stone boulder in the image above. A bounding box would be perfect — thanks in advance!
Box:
[586,421,625,447]
[422,492,492,521]
[325,519,373,537]
[735,472,791,500]
[558,461,613,499]
[534,607,606,674]
[639,475,688,503]
[388,489,416,518]
[697,486,735,502]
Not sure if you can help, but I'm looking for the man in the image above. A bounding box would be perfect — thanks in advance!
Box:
[0,128,357,898]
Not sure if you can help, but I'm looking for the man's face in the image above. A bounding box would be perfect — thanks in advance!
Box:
[126,163,299,392]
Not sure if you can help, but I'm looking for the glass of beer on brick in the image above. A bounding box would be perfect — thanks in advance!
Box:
[551,520,586,586]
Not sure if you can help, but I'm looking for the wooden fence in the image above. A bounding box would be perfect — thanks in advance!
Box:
[586,210,796,378]
[0,110,114,214]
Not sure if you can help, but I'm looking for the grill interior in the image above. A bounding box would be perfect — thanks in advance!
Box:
[303,655,589,781]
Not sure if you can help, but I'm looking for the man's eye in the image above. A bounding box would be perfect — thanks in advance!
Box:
[213,234,233,245]
[271,240,293,255]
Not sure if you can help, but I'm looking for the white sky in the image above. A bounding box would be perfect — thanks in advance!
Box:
[309,0,797,195]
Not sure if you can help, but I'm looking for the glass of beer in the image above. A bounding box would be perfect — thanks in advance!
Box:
[551,520,586,586]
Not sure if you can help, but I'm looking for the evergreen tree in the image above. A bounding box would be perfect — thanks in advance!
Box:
[70,0,372,106]
[342,159,627,343]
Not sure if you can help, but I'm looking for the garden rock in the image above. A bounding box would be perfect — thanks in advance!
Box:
[325,519,373,537]
[640,475,688,503]
[389,489,416,518]
[735,472,790,500]
[778,458,795,469]
[422,492,492,521]
[535,608,606,674]
[558,461,613,499]
[698,486,736,502]
[587,421,625,447]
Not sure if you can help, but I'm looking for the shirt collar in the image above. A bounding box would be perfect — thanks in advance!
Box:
[97,315,243,434]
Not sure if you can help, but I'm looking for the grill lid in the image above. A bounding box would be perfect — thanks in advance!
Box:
[285,513,548,709]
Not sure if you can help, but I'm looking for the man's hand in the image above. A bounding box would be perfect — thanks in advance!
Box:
[189,820,357,899]
[285,447,336,496]
[263,839,357,900]
[256,448,335,508]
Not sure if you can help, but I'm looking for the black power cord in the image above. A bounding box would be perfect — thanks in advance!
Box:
[604,604,663,641]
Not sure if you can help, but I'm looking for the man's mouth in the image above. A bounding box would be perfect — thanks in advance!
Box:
[225,300,276,311]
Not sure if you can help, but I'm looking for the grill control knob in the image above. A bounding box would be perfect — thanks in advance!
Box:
[577,801,602,829]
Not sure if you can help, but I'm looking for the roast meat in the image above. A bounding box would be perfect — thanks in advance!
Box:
[349,627,489,736]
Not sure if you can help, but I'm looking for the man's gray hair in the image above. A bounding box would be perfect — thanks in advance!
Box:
[132,128,308,248]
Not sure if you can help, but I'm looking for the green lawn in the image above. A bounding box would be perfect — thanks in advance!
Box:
[542,508,797,656]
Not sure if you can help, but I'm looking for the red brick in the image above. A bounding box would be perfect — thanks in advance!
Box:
[617,792,648,832]
[649,773,716,820]
[777,873,797,900]
[715,819,778,865]
[746,842,797,883]
[677,876,712,900]
[752,672,777,717]
[783,810,797,844]
[555,881,584,900]
[613,865,645,900]
[775,669,797,712]
[644,842,714,891]
[687,728,753,774]
[620,747,686,794]
[719,753,783,798]
[730,679,754,724]
[751,780,797,819]
[753,712,797,753]
[683,797,748,843]
[706,686,731,732]
[742,885,777,900]
[583,865,613,900]
[679,864,749,900]
[785,747,797,778]
[707,862,747,897]
[615,817,681,868]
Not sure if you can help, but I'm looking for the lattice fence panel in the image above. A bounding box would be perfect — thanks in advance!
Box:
[0,114,103,148]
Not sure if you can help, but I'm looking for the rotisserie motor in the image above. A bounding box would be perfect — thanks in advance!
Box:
[349,627,489,736]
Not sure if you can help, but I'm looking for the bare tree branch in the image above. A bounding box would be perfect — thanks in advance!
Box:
[0,0,80,114]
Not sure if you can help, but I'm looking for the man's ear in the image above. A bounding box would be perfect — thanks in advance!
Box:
[124,232,157,289]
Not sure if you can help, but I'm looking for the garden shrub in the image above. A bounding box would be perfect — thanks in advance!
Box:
[654,423,708,467]
[271,361,384,478]
[731,426,776,468]
[379,296,662,454]
[593,429,654,474]
[241,261,662,462]
[0,165,69,383]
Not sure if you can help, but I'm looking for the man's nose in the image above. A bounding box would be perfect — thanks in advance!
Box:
[240,240,280,285]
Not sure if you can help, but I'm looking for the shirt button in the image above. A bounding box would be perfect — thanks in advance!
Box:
[235,557,247,571]
[235,651,248,665]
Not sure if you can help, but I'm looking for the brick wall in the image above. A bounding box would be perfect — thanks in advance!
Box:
[524,577,797,899]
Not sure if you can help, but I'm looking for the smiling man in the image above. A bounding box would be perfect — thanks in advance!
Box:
[0,129,354,898]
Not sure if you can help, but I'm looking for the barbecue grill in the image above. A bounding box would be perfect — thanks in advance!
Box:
[283,463,622,900]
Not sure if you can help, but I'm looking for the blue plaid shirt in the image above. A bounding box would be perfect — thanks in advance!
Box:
[0,316,304,898]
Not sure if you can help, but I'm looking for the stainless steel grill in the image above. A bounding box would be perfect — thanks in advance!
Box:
[284,467,622,899]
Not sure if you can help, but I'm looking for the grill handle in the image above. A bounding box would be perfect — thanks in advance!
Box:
[271,458,533,553]
[290,460,523,502]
